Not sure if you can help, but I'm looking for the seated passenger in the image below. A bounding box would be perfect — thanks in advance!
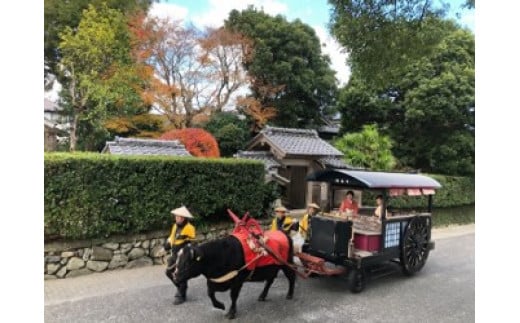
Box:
[271,206,293,234]
[339,190,359,216]
[374,195,388,219]
[299,202,320,241]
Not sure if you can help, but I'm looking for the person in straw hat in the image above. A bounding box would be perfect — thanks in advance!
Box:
[164,206,196,305]
[299,202,320,241]
[270,205,294,233]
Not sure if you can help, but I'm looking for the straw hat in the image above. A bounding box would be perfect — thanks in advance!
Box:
[170,206,193,219]
[308,203,320,210]
[274,206,288,213]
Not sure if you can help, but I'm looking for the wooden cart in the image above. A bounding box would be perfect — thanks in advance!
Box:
[294,169,441,293]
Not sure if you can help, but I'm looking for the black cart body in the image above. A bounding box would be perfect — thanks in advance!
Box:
[298,169,441,292]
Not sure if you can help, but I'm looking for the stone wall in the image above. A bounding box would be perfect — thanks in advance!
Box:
[44,219,273,280]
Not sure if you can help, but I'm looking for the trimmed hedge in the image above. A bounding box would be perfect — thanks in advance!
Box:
[429,174,475,207]
[45,153,269,240]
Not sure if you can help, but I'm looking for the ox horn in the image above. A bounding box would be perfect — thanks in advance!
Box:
[227,209,241,224]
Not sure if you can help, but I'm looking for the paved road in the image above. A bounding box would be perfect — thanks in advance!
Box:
[45,225,474,323]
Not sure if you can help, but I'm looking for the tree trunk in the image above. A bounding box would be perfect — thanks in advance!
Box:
[69,114,79,151]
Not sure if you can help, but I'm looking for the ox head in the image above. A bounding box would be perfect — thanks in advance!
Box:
[228,209,263,237]
[173,244,203,284]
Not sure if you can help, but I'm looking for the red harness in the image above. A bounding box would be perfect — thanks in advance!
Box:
[231,216,289,271]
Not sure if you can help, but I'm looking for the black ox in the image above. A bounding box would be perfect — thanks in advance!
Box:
[173,234,296,319]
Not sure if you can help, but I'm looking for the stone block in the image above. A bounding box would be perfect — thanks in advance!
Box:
[91,246,113,261]
[61,251,75,258]
[45,255,61,263]
[66,268,92,278]
[66,257,85,271]
[87,260,109,272]
[120,243,132,254]
[102,242,119,250]
[151,245,166,258]
[125,257,153,269]
[56,266,67,278]
[46,263,61,275]
[142,240,150,249]
[108,254,128,269]
[128,248,145,260]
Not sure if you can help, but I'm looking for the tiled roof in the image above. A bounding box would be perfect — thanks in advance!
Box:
[234,151,281,170]
[317,156,358,169]
[318,125,340,134]
[102,137,191,156]
[258,126,343,156]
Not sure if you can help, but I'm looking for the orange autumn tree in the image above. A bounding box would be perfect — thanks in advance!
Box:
[237,80,283,133]
[159,128,220,157]
[129,15,252,128]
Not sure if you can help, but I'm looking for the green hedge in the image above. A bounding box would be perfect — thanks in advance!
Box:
[45,153,269,240]
[429,174,475,207]
[361,174,474,209]
[393,174,473,209]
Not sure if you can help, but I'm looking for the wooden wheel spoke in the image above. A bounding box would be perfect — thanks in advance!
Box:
[401,217,431,275]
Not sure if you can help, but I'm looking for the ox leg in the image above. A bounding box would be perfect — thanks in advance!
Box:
[208,288,225,311]
[258,276,275,301]
[165,256,175,285]
[225,284,243,319]
[282,266,296,300]
[173,280,188,305]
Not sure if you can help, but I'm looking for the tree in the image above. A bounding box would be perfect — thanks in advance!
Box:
[328,0,456,88]
[337,26,474,175]
[334,125,396,171]
[44,0,151,87]
[336,76,393,134]
[225,7,338,128]
[58,3,145,151]
[159,128,220,158]
[130,16,252,128]
[394,30,474,175]
[104,113,169,138]
[203,112,251,157]
[198,27,254,113]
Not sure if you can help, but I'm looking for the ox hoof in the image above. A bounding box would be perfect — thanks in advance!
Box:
[213,302,225,311]
[225,311,236,320]
[173,297,186,305]
[258,296,266,302]
[286,295,293,300]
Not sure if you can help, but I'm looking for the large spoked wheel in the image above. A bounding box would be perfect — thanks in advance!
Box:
[400,216,431,276]
[347,268,367,293]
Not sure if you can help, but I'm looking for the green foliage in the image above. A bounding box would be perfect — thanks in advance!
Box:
[58,3,147,150]
[225,7,338,128]
[105,114,168,139]
[364,174,474,210]
[203,112,251,157]
[44,0,152,84]
[432,205,474,227]
[337,77,393,134]
[260,181,282,216]
[44,153,271,240]
[334,125,396,170]
[328,0,456,88]
[337,27,474,175]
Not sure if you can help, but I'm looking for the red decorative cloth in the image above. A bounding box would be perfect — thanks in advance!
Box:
[232,229,290,270]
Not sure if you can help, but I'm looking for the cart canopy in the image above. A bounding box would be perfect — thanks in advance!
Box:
[306,169,441,190]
